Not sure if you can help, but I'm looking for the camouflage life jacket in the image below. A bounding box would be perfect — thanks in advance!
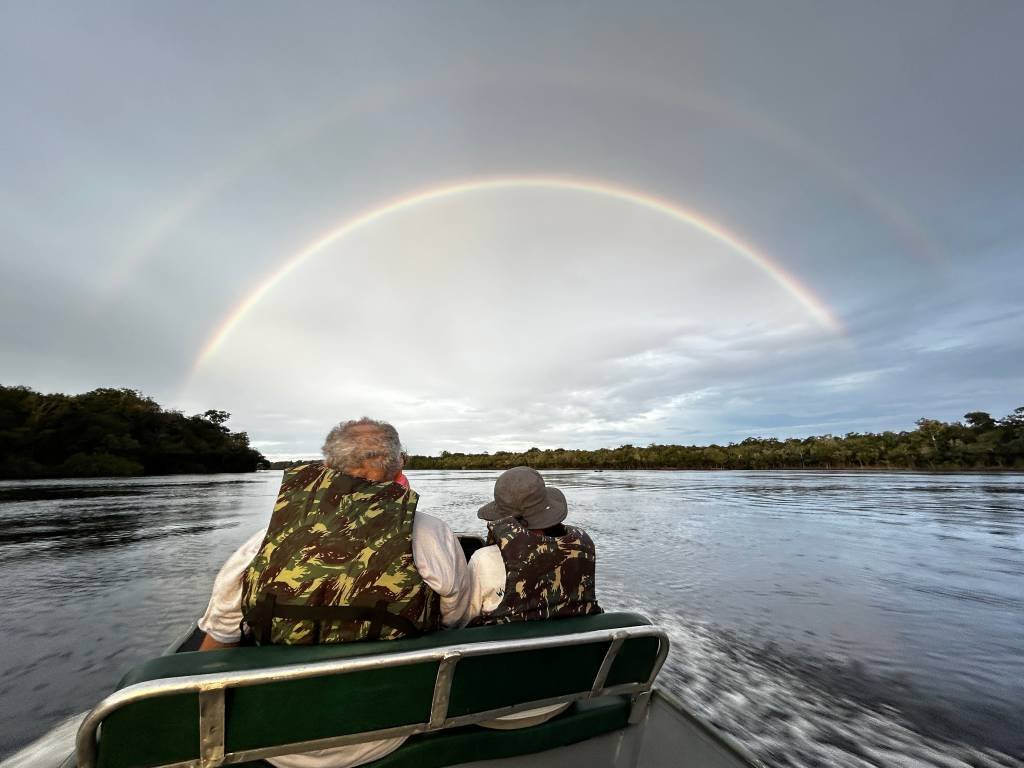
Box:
[241,462,441,644]
[473,517,602,625]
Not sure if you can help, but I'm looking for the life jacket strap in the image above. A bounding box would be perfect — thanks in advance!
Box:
[246,593,425,643]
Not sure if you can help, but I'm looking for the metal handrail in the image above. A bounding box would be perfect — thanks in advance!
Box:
[76,624,669,768]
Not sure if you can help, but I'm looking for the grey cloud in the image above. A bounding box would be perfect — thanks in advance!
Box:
[2,1,1022,456]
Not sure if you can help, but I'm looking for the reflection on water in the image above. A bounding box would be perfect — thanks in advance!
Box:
[0,470,1022,767]
[412,470,1024,765]
[0,479,260,559]
[0,473,281,760]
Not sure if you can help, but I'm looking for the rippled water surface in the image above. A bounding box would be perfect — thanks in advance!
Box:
[1,470,1022,767]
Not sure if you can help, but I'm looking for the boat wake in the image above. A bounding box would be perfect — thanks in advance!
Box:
[644,608,1022,768]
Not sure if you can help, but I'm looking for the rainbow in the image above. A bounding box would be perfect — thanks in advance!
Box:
[191,175,842,375]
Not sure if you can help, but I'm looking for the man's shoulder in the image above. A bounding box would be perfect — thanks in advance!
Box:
[413,510,448,527]
[412,512,455,542]
[468,543,502,570]
[410,512,467,597]
[566,523,595,541]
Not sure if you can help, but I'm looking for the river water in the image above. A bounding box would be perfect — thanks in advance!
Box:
[0,470,1021,767]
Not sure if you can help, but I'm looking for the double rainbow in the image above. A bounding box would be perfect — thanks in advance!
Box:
[191,175,842,376]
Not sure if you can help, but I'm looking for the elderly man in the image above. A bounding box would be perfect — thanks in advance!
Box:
[196,418,470,768]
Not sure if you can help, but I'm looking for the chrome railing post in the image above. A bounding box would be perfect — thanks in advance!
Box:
[428,651,462,730]
[629,631,670,723]
[590,632,627,697]
[197,687,226,768]
[628,690,652,724]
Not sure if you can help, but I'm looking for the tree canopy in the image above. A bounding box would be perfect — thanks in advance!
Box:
[0,385,267,478]
[7,385,1019,478]
[401,408,1024,472]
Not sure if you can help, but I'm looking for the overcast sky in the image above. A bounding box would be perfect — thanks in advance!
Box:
[1,1,1022,459]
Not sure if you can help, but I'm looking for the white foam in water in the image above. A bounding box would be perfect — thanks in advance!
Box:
[646,608,1022,768]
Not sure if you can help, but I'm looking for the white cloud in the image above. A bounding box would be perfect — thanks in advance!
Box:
[178,191,842,455]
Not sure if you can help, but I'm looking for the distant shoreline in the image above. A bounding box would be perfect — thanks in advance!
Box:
[397,410,1024,473]
[0,468,266,483]
[3,386,1021,478]
[4,467,1023,483]
[263,409,1024,474]
[267,461,1024,473]
[417,466,1024,474]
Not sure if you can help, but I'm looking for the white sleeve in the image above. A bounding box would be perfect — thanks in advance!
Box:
[197,529,266,643]
[412,513,471,628]
[466,545,506,623]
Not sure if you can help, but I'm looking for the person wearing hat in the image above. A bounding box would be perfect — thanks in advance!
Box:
[467,466,601,626]
[464,466,602,731]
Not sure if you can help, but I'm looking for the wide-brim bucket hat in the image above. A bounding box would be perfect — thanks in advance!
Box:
[477,466,568,529]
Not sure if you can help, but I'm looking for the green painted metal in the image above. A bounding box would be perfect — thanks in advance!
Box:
[91,614,662,768]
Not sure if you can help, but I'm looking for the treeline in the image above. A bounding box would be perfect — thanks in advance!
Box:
[0,385,267,478]
[404,409,1024,471]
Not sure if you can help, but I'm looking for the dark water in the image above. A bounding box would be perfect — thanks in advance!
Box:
[1,470,1022,767]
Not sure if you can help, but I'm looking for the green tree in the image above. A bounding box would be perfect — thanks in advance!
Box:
[964,411,996,430]
[0,385,266,478]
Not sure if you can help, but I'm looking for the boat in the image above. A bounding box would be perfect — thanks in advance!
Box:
[2,539,762,768]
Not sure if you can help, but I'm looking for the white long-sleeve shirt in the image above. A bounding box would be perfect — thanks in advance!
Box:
[197,512,470,768]
[465,544,507,622]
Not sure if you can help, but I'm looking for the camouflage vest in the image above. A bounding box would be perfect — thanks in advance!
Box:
[474,517,602,625]
[241,462,441,644]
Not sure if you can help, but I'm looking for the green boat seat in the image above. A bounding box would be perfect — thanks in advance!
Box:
[89,613,665,768]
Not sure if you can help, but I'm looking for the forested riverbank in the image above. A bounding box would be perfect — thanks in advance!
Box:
[4,384,1020,478]
[0,385,266,478]
[400,409,1024,472]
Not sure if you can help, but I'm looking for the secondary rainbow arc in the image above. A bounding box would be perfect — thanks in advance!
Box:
[191,176,842,376]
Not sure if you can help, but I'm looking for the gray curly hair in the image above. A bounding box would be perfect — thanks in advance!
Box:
[321,418,403,478]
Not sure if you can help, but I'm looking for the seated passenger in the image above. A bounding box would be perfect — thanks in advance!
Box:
[197,417,469,768]
[468,466,602,626]
[467,466,602,729]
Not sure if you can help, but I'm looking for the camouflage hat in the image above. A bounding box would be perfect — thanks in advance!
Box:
[478,466,568,529]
